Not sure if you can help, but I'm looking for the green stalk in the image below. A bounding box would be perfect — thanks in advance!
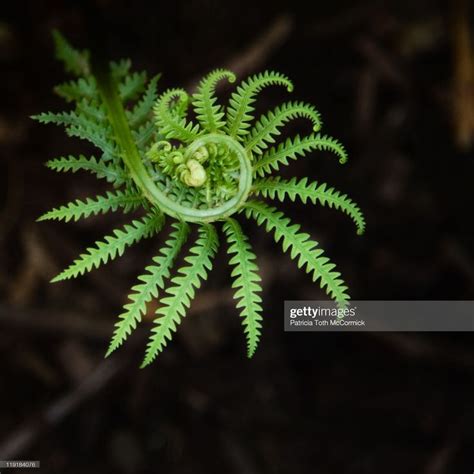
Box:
[95,70,252,222]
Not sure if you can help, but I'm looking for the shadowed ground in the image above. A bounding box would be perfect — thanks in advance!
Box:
[0,1,473,472]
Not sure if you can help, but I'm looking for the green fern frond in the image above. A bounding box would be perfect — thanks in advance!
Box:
[69,125,117,157]
[192,69,236,132]
[55,77,97,102]
[253,133,348,177]
[225,71,293,138]
[38,34,364,365]
[76,99,107,123]
[52,30,90,76]
[223,218,263,357]
[107,221,190,356]
[245,101,322,154]
[32,110,100,130]
[38,190,143,223]
[110,59,132,81]
[51,212,164,282]
[33,110,117,157]
[252,177,366,235]
[154,88,200,141]
[45,155,127,184]
[119,71,147,102]
[128,75,161,127]
[142,224,218,367]
[133,121,155,150]
[244,201,350,306]
[31,111,72,126]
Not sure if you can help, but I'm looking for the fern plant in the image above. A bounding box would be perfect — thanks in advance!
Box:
[34,32,365,366]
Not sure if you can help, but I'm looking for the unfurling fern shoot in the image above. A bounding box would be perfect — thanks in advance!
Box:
[35,32,365,366]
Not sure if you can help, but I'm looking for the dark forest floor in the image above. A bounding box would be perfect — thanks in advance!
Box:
[0,1,473,473]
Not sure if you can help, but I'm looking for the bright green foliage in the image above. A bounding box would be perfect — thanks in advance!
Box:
[36,31,364,365]
[45,155,127,184]
[128,74,161,127]
[244,101,322,154]
[253,133,348,177]
[224,219,263,357]
[51,212,163,282]
[252,177,366,235]
[244,201,350,306]
[192,69,236,132]
[38,190,143,223]
[225,71,293,138]
[107,221,190,357]
[153,88,200,142]
[142,224,218,367]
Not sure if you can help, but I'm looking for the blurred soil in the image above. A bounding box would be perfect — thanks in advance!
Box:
[0,1,473,473]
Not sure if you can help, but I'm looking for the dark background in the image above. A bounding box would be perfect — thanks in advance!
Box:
[1,0,474,472]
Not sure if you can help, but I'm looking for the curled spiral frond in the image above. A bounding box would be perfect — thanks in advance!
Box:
[153,88,200,142]
[244,101,322,154]
[192,69,236,132]
[253,133,348,177]
[36,31,365,364]
[225,71,294,138]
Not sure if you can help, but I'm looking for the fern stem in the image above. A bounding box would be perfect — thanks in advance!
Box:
[95,71,253,222]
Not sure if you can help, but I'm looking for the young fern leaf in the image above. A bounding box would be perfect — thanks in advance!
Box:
[253,133,348,177]
[34,109,116,156]
[51,212,164,282]
[107,221,190,356]
[225,71,294,138]
[46,155,127,185]
[33,112,116,153]
[67,124,116,157]
[245,102,322,154]
[38,32,365,364]
[119,71,147,102]
[154,88,200,142]
[38,190,143,223]
[77,99,107,123]
[52,30,90,77]
[252,177,366,235]
[110,59,132,81]
[128,74,161,127]
[32,111,92,129]
[55,77,97,102]
[133,121,156,151]
[142,224,218,367]
[244,201,350,306]
[192,69,236,132]
[223,218,263,357]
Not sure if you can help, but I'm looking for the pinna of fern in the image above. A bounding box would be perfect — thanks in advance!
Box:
[34,31,365,366]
